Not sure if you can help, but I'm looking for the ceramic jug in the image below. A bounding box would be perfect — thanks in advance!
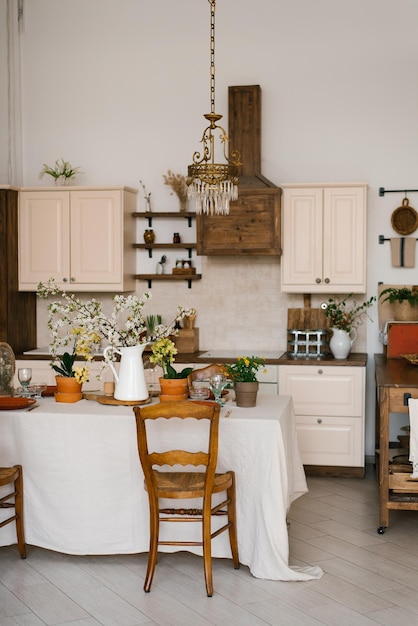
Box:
[329,328,357,360]
[103,344,148,401]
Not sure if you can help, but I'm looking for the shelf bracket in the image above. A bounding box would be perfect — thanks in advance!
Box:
[184,215,193,227]
[404,392,412,406]
[186,247,193,259]
[146,279,152,289]
[147,248,153,258]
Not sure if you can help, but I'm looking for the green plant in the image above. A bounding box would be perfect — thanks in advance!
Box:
[149,337,193,379]
[39,158,81,181]
[322,294,376,332]
[224,356,266,383]
[379,286,418,305]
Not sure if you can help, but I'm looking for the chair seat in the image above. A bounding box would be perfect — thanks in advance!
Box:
[150,470,234,498]
[0,467,20,487]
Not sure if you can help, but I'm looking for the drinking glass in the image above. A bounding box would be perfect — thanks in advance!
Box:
[209,374,228,405]
[18,368,32,397]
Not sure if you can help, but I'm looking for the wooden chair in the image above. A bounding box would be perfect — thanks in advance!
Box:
[0,465,26,558]
[133,400,239,596]
[187,363,224,393]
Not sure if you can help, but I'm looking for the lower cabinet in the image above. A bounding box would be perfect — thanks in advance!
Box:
[278,364,365,476]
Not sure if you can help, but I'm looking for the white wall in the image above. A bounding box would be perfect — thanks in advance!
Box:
[6,0,418,456]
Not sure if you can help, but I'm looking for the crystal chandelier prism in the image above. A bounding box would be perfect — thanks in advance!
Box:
[187,0,241,215]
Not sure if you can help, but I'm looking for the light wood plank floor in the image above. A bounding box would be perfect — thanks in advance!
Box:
[2,466,418,625]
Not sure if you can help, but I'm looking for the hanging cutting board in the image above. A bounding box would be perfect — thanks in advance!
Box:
[287,308,329,330]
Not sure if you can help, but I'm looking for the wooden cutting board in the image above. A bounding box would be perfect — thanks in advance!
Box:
[287,308,329,330]
[82,391,153,405]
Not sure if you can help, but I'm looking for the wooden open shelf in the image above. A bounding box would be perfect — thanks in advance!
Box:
[134,273,202,289]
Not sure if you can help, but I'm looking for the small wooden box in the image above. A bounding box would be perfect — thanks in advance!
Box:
[172,267,196,275]
[173,328,199,354]
[384,322,418,358]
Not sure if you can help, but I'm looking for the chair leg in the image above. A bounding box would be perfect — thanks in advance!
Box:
[203,502,213,597]
[144,495,159,592]
[227,474,239,570]
[14,467,26,559]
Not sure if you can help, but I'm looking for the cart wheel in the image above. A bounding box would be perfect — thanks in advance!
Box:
[377,526,386,534]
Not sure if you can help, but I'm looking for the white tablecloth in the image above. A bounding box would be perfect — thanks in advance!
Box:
[0,394,322,581]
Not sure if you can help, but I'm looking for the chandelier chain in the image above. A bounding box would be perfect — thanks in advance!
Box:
[209,0,215,115]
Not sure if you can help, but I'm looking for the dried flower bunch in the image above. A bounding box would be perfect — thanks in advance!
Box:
[163,170,188,210]
[149,337,193,379]
[39,158,81,181]
[140,180,152,212]
[37,279,191,376]
[224,356,266,383]
[322,294,376,332]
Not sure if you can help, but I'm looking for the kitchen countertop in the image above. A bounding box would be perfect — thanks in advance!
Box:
[17,350,368,366]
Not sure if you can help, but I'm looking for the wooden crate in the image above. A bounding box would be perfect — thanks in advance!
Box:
[173,328,199,354]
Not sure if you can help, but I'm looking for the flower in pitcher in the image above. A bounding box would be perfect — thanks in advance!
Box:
[322,294,376,332]
[37,279,191,377]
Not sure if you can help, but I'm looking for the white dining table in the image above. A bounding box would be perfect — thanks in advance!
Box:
[0,394,322,581]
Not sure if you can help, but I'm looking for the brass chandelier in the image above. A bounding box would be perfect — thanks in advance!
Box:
[187,0,241,215]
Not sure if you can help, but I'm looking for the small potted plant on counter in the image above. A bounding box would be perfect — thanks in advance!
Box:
[322,294,376,359]
[379,286,418,321]
[224,355,266,408]
[149,337,193,401]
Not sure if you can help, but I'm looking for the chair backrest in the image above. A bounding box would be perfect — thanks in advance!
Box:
[187,364,224,392]
[134,400,221,494]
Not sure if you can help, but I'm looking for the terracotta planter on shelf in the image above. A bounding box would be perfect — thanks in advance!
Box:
[393,301,418,321]
[55,375,83,403]
[234,382,259,408]
[159,378,188,402]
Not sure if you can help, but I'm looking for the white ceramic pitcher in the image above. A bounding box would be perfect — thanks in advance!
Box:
[103,344,148,401]
[329,328,357,360]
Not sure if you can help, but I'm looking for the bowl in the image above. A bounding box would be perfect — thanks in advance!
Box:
[189,387,211,400]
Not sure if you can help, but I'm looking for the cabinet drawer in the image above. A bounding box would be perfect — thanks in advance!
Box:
[389,468,418,493]
[388,388,418,413]
[296,416,363,467]
[279,365,364,417]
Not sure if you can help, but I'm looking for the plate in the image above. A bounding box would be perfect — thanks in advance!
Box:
[401,353,418,366]
[0,397,36,410]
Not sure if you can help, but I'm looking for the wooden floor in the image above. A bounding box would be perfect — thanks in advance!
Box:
[2,466,418,625]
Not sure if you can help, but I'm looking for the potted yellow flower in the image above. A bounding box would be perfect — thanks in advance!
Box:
[149,337,193,401]
[224,355,265,407]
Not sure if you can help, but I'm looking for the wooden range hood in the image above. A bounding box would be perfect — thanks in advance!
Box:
[196,85,281,256]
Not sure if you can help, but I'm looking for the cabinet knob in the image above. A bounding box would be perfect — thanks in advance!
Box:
[317,418,322,424]
[62,277,68,282]
[324,277,330,284]
[317,369,323,375]
[315,277,321,284]
[71,277,76,282]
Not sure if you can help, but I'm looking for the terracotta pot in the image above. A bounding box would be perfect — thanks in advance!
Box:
[234,381,259,408]
[393,301,418,321]
[159,377,188,401]
[55,375,83,403]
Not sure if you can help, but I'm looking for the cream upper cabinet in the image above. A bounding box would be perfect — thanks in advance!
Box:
[281,183,367,293]
[19,186,137,291]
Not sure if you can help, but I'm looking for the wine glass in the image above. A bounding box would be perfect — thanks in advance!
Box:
[18,368,32,397]
[209,374,229,405]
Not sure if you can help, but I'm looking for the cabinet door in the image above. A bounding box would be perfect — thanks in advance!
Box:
[70,190,123,287]
[278,365,364,417]
[323,187,365,291]
[19,191,70,289]
[281,187,323,289]
[281,184,366,293]
[296,416,363,466]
